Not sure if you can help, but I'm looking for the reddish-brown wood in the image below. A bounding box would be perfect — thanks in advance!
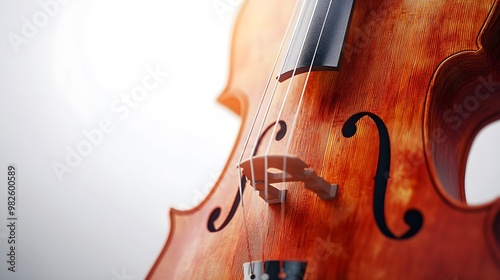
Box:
[148,0,500,279]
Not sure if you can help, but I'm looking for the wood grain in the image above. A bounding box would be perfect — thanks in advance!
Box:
[148,0,500,279]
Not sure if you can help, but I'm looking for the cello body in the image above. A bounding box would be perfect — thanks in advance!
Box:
[148,0,500,279]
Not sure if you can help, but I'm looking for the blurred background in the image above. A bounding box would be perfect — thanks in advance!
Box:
[0,0,498,279]
[0,1,240,279]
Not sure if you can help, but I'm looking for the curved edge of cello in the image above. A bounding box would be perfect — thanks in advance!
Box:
[424,0,500,208]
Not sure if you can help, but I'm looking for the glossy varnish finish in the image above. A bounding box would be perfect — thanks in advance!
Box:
[148,0,500,279]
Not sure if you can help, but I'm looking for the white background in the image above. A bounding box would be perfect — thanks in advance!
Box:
[0,0,498,279]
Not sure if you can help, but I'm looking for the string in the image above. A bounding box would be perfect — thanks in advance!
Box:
[248,0,308,201]
[259,0,321,275]
[237,0,333,276]
[262,0,320,197]
[269,0,335,275]
[235,0,308,274]
[234,0,304,276]
[284,1,334,190]
[283,4,334,273]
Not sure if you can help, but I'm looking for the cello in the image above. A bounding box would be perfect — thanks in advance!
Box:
[148,0,500,278]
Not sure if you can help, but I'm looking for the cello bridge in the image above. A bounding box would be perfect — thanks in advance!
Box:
[240,155,338,204]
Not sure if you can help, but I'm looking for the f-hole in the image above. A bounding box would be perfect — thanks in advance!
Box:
[207,121,287,232]
[342,112,423,239]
